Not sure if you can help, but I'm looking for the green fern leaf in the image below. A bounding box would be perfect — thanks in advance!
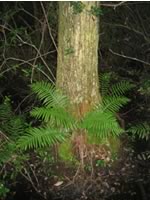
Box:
[102,96,130,113]
[17,127,68,150]
[31,107,75,128]
[128,122,150,140]
[0,101,12,121]
[0,99,27,139]
[100,73,111,97]
[31,81,68,107]
[109,81,134,97]
[82,109,123,139]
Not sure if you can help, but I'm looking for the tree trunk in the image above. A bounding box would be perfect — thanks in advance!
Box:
[56,2,100,118]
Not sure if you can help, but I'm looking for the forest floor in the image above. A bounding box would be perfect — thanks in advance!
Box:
[5,141,150,200]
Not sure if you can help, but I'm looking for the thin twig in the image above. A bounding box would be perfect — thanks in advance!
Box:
[109,49,150,67]
[21,168,43,197]
[31,18,47,83]
[0,24,56,82]
[40,2,58,52]
[28,162,40,187]
[0,45,56,82]
[14,94,33,113]
[20,8,42,25]
[103,22,150,43]
[100,1,127,9]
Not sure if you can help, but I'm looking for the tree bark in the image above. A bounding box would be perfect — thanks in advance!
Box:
[57,2,100,118]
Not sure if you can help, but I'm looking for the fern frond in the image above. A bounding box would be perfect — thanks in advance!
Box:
[31,81,54,102]
[0,142,16,164]
[0,101,12,121]
[6,116,26,138]
[128,122,150,140]
[50,89,69,108]
[101,96,130,113]
[31,81,68,108]
[31,107,75,128]
[17,127,68,150]
[0,99,27,138]
[109,81,134,97]
[100,73,111,97]
[82,110,123,139]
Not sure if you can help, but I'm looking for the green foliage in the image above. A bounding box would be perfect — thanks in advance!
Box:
[17,127,68,150]
[109,81,135,97]
[31,107,75,128]
[128,122,150,140]
[0,141,28,192]
[0,183,10,199]
[100,73,135,98]
[138,78,150,96]
[17,76,133,150]
[17,82,75,150]
[35,148,55,164]
[64,47,75,55]
[90,5,103,16]
[0,142,15,165]
[82,109,123,139]
[81,73,133,140]
[71,2,85,14]
[0,97,29,190]
[96,159,106,167]
[0,97,12,118]
[0,97,27,139]
[102,96,130,113]
[31,81,75,129]
[31,81,68,108]
[100,73,111,97]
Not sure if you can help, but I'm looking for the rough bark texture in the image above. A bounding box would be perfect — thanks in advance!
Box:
[57,2,100,117]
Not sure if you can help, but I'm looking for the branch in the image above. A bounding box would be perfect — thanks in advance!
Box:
[100,1,127,9]
[109,49,150,67]
[0,54,55,83]
[0,24,56,82]
[30,18,47,83]
[40,2,58,52]
[0,131,10,141]
[103,23,150,43]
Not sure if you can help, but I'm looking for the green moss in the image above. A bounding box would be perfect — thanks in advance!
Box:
[58,139,78,165]
[108,137,121,154]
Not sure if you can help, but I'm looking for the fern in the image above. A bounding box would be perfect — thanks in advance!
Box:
[109,81,135,97]
[0,142,15,164]
[100,73,111,97]
[0,102,12,121]
[0,98,27,139]
[101,96,130,113]
[128,122,150,140]
[31,107,75,128]
[31,81,68,108]
[18,77,133,150]
[81,73,133,140]
[82,108,123,139]
[17,82,73,150]
[17,127,68,150]
[100,73,134,98]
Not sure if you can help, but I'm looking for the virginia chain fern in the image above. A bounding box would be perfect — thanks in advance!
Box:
[128,122,150,140]
[17,81,75,150]
[17,75,134,150]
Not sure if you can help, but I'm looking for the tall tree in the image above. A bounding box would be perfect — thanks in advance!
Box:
[56,2,100,118]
